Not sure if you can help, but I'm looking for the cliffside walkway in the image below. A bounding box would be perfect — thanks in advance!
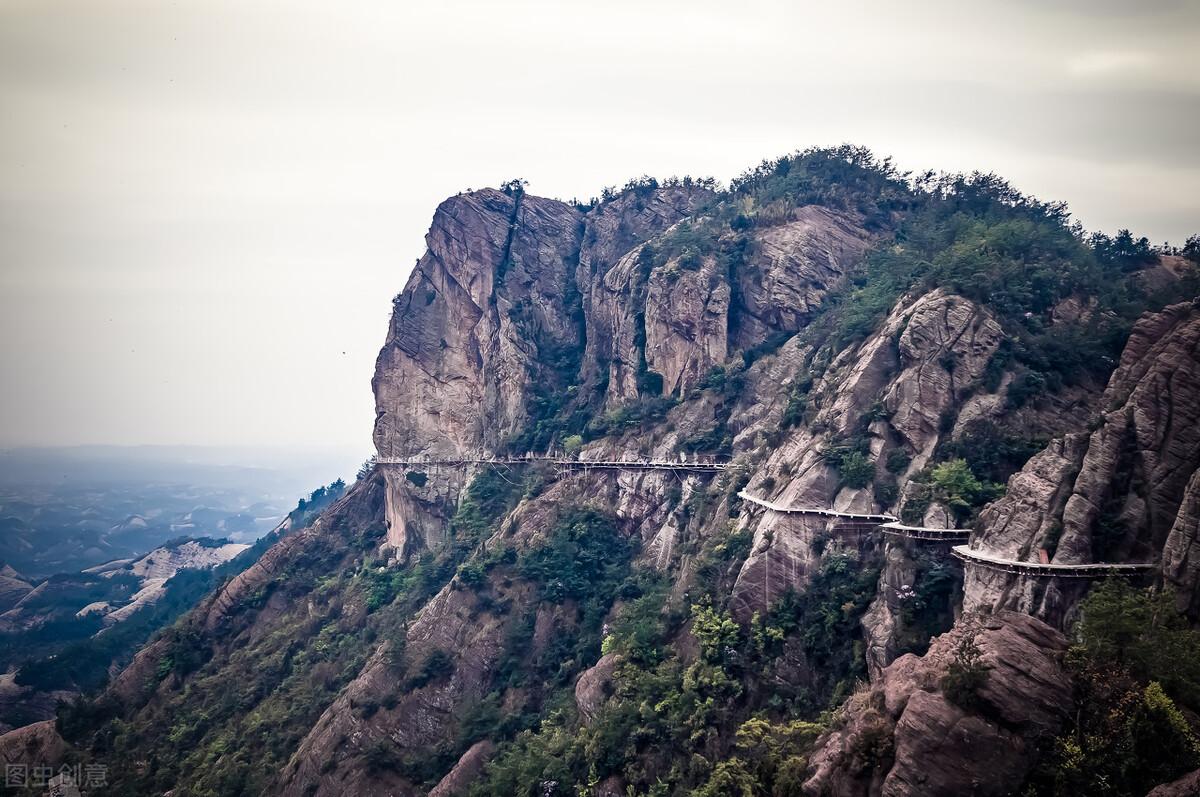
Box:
[736,491,897,522]
[376,455,730,472]
[737,491,975,542]
[951,545,1156,578]
[880,521,972,543]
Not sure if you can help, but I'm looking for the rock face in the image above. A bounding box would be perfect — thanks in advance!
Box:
[372,189,582,460]
[0,720,68,772]
[579,187,716,404]
[574,652,619,723]
[732,207,874,350]
[803,612,1072,797]
[964,302,1200,625]
[1148,767,1200,797]
[1164,468,1200,618]
[371,189,586,555]
[729,289,1005,684]
[428,740,495,797]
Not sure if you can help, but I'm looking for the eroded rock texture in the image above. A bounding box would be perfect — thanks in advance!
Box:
[803,612,1072,797]
[964,302,1200,625]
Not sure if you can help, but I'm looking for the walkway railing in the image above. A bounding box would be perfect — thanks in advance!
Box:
[376,454,729,472]
[736,491,897,522]
[880,521,972,542]
[952,545,1156,578]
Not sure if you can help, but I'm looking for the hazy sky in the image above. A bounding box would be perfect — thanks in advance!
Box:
[2,0,1197,450]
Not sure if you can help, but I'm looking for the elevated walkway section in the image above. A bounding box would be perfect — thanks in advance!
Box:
[736,491,897,522]
[376,454,729,472]
[952,545,1156,578]
[880,521,971,543]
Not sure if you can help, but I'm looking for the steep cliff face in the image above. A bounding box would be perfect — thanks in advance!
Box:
[963,301,1200,625]
[371,189,585,555]
[577,186,715,404]
[372,189,582,460]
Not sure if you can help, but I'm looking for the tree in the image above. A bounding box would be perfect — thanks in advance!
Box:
[500,178,528,196]
[691,604,741,663]
[930,459,986,517]
[941,630,991,710]
[1183,234,1200,264]
[838,451,874,489]
[561,434,583,458]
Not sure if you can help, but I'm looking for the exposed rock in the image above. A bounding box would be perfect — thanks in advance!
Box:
[965,302,1200,625]
[371,188,584,554]
[803,612,1072,797]
[732,207,875,350]
[880,291,1004,469]
[575,652,619,723]
[1164,468,1200,617]
[0,720,67,771]
[732,291,1002,626]
[860,546,919,680]
[63,174,1199,797]
[428,740,495,797]
[644,253,730,396]
[579,187,714,401]
[1148,767,1200,797]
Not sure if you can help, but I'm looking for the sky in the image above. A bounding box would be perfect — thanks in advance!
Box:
[1,0,1198,452]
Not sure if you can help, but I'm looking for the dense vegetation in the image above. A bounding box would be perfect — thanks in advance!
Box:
[467,541,882,796]
[1027,581,1200,795]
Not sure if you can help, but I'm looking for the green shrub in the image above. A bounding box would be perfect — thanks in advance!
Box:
[406,649,454,690]
[940,633,991,710]
[885,448,911,474]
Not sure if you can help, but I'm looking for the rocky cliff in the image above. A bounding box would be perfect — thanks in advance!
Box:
[963,301,1200,626]
[32,150,1200,797]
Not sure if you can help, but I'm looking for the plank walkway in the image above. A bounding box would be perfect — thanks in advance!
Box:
[376,455,729,472]
[951,545,1156,578]
[736,491,897,522]
[880,521,972,542]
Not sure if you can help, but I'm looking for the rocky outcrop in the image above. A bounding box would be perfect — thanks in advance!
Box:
[49,170,1197,797]
[965,302,1200,624]
[0,720,68,771]
[644,252,730,396]
[428,740,495,797]
[803,612,1072,797]
[1148,767,1200,797]
[732,207,874,350]
[371,188,584,554]
[372,189,583,460]
[575,652,619,723]
[1164,468,1200,617]
[880,292,1004,469]
[578,187,714,402]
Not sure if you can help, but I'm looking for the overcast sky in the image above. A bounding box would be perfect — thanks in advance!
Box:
[1,0,1197,452]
